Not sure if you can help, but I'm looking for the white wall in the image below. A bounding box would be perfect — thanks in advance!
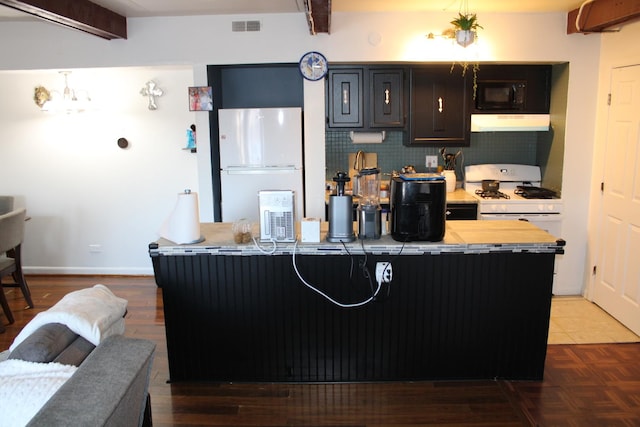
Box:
[0,11,605,291]
[0,67,199,274]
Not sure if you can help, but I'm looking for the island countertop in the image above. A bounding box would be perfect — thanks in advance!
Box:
[150,219,565,256]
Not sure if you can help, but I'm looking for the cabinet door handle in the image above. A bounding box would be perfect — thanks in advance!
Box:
[384,89,390,105]
[438,97,444,113]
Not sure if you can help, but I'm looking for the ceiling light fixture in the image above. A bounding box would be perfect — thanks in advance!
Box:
[36,71,91,113]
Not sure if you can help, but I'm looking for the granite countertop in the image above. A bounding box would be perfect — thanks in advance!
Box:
[150,220,564,256]
[445,188,478,203]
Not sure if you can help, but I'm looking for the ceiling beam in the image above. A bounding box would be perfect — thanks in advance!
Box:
[0,0,127,39]
[304,0,331,35]
[567,0,640,34]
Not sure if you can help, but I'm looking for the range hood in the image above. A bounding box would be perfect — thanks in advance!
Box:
[471,114,550,132]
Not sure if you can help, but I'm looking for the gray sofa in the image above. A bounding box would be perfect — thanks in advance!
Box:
[1,284,156,426]
[25,334,155,426]
[1,323,155,427]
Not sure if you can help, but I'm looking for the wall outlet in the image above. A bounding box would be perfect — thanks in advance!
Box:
[425,155,438,170]
[376,262,393,283]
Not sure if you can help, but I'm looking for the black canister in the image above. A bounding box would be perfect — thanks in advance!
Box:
[389,174,446,242]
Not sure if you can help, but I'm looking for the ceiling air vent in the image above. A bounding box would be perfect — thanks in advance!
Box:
[232,20,261,32]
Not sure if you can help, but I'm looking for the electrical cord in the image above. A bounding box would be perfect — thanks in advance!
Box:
[575,0,595,32]
[359,238,376,295]
[292,239,382,308]
[380,240,406,299]
[339,240,357,279]
[252,236,277,254]
[575,0,620,33]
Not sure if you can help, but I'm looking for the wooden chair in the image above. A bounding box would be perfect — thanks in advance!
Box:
[0,208,33,328]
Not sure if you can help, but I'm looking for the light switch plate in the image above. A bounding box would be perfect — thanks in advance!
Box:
[425,155,438,170]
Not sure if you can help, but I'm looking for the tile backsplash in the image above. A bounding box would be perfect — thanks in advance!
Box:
[325,130,539,182]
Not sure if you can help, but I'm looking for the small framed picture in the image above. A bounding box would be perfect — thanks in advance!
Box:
[188,86,213,111]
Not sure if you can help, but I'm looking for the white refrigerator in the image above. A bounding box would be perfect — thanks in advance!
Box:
[218,107,304,223]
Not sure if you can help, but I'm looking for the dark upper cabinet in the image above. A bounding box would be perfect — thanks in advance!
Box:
[327,68,363,128]
[326,63,550,141]
[369,69,404,128]
[407,65,471,147]
[327,66,405,130]
[472,64,551,114]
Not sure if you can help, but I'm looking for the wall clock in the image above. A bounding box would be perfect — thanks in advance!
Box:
[298,51,328,81]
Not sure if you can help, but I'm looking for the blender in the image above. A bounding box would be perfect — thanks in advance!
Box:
[356,167,382,239]
[327,171,356,243]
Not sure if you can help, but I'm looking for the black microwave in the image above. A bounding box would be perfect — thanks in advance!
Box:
[475,80,526,111]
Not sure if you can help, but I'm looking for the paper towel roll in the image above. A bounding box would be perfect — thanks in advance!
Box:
[350,131,385,144]
[158,189,203,244]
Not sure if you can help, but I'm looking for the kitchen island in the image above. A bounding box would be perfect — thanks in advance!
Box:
[150,220,564,383]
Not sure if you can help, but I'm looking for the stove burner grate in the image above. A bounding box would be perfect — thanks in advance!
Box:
[475,189,510,199]
[514,186,557,199]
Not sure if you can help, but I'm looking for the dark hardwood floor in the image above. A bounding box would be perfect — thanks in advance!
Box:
[1,275,640,426]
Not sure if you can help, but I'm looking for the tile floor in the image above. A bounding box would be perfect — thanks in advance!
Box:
[548,296,640,344]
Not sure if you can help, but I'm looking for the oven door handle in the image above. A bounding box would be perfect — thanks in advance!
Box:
[479,214,563,221]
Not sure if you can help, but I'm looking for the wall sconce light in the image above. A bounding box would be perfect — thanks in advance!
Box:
[35,71,91,113]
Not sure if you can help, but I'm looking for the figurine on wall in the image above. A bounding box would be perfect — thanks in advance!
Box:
[185,124,196,152]
[140,80,164,110]
[34,86,51,108]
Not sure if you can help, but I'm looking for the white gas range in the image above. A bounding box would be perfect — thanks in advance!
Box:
[464,164,563,237]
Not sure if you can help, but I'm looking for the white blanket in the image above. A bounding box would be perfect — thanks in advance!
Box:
[0,359,77,427]
[9,284,128,351]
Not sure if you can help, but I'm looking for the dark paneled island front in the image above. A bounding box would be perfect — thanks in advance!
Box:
[150,221,564,383]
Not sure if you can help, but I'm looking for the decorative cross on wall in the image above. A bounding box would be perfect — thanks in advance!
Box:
[140,80,164,110]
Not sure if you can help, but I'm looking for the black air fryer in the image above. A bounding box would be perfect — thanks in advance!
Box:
[389,174,446,242]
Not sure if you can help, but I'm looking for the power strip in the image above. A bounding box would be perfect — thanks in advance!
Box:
[375,262,393,283]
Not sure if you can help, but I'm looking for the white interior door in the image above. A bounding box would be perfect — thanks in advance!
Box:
[593,65,640,335]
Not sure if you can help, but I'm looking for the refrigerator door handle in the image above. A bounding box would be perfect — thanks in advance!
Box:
[223,166,299,174]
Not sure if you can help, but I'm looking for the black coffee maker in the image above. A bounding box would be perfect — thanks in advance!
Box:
[389,174,446,242]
